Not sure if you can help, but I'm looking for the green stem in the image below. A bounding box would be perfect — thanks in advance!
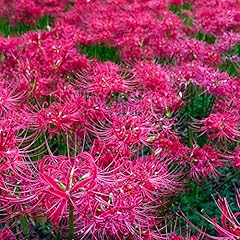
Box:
[69,204,74,240]
[55,229,60,240]
[207,95,215,115]
[19,215,30,237]
[187,83,194,148]
[188,126,194,148]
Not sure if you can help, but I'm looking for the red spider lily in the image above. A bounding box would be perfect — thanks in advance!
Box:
[193,0,240,37]
[37,102,76,134]
[152,129,187,161]
[223,146,240,170]
[129,61,182,114]
[76,177,158,240]
[0,29,88,97]
[83,96,110,124]
[90,139,133,169]
[0,109,44,160]
[178,63,236,97]
[37,152,98,226]
[215,32,240,53]
[0,80,27,115]
[76,61,127,100]
[168,235,199,240]
[53,81,79,102]
[120,156,182,200]
[64,0,186,61]
[0,0,240,238]
[171,39,210,63]
[232,147,240,169]
[37,98,87,135]
[187,145,223,180]
[72,154,182,239]
[91,111,155,149]
[0,228,16,240]
[0,128,18,160]
[196,112,240,142]
[112,115,148,145]
[168,0,184,6]
[211,197,240,238]
[0,156,41,227]
[142,90,182,115]
[0,0,70,25]
[130,61,169,91]
[203,50,221,66]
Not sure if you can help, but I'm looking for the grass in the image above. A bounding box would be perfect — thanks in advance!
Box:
[0,15,53,37]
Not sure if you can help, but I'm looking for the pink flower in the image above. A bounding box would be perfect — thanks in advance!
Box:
[187,145,223,180]
[199,112,240,142]
[37,152,98,226]
[231,147,240,170]
[76,61,127,100]
[0,228,16,240]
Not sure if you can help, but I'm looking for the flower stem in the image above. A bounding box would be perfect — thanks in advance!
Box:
[69,204,74,240]
[187,83,194,148]
[55,229,60,240]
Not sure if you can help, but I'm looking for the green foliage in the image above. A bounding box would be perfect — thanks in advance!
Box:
[169,4,192,13]
[171,168,240,235]
[169,4,193,27]
[195,32,216,44]
[175,84,215,147]
[219,44,240,76]
[79,44,121,64]
[30,221,54,240]
[173,81,240,235]
[0,15,53,37]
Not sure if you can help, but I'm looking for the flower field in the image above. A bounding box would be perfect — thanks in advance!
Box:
[0,0,239,239]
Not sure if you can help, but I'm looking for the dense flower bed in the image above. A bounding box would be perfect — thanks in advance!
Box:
[0,0,239,239]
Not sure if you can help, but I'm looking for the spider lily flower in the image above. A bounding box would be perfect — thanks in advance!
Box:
[152,129,187,161]
[120,156,182,199]
[193,0,240,37]
[36,152,99,226]
[37,99,86,135]
[232,147,240,169]
[195,112,240,143]
[76,61,128,100]
[186,145,223,180]
[90,139,133,169]
[130,61,169,91]
[78,189,157,239]
[90,111,155,150]
[0,227,16,240]
[75,167,167,239]
[0,80,27,115]
[211,197,240,238]
[0,156,41,227]
[0,0,69,25]
[223,147,240,170]
[168,234,199,240]
[0,0,240,238]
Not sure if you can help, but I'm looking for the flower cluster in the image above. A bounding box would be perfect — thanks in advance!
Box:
[0,0,239,239]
